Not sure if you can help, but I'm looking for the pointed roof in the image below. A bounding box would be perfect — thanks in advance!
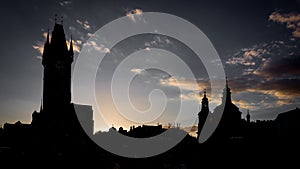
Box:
[42,29,50,51]
[69,35,74,56]
[223,76,232,104]
[42,16,74,66]
[46,29,50,44]
[202,89,208,102]
[246,109,250,120]
[226,76,229,89]
[39,99,43,113]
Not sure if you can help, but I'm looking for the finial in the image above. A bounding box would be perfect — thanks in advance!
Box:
[61,15,64,24]
[40,99,43,112]
[54,14,58,24]
[69,35,74,54]
[204,88,206,96]
[225,76,229,89]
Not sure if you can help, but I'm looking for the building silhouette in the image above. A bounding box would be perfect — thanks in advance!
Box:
[275,107,300,138]
[197,89,210,140]
[207,78,242,141]
[31,20,94,147]
[0,17,299,168]
[246,109,251,123]
[2,20,94,153]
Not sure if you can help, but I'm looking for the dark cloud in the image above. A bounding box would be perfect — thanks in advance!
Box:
[257,79,300,97]
[254,54,300,78]
[269,11,300,38]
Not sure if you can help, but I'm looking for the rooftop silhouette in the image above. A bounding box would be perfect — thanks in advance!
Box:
[0,17,299,168]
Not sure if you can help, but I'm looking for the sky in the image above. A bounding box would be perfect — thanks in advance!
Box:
[0,0,300,133]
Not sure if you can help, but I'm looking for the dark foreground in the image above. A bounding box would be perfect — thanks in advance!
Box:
[0,136,299,168]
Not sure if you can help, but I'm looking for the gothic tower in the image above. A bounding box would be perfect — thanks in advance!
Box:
[42,21,74,113]
[197,89,210,140]
[30,18,94,151]
[31,18,78,134]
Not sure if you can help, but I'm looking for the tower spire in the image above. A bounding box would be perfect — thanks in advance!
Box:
[222,76,232,104]
[61,16,64,25]
[46,29,50,44]
[197,88,210,140]
[226,76,228,89]
[42,29,50,65]
[69,35,74,56]
[54,14,58,24]
[246,109,250,123]
[40,99,43,113]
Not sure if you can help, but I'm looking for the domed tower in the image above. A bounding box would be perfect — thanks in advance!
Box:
[246,109,251,123]
[197,89,210,140]
[212,77,242,140]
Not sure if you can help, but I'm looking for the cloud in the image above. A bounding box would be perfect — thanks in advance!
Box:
[32,43,44,56]
[33,31,81,58]
[32,32,50,57]
[159,76,224,106]
[182,125,198,137]
[36,56,43,60]
[76,19,91,31]
[227,76,300,110]
[84,40,110,54]
[232,99,256,110]
[87,33,93,37]
[293,28,300,38]
[226,57,256,66]
[180,91,200,101]
[59,1,72,7]
[144,36,172,49]
[226,46,269,66]
[242,68,255,75]
[126,9,143,22]
[130,68,145,74]
[254,79,300,100]
[253,54,300,78]
[269,11,300,38]
[66,40,81,53]
[224,36,300,112]
[226,40,298,77]
[160,77,201,92]
[269,11,300,23]
[244,49,267,58]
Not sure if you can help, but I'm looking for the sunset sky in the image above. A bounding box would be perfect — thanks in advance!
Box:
[0,0,299,133]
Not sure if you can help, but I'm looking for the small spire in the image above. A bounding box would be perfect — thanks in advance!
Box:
[246,109,251,123]
[69,35,74,55]
[40,99,43,113]
[54,14,58,24]
[203,88,207,97]
[46,29,50,44]
[225,76,228,88]
[61,16,64,24]
[42,29,50,59]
